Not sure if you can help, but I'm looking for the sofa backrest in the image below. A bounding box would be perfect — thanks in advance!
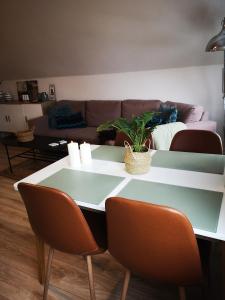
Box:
[165,101,204,123]
[86,100,122,127]
[56,99,205,125]
[122,99,162,120]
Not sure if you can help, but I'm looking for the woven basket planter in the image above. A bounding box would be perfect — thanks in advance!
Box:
[124,143,151,174]
[16,129,34,142]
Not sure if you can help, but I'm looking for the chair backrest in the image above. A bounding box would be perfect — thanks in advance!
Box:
[106,197,203,286]
[18,182,101,255]
[169,129,223,154]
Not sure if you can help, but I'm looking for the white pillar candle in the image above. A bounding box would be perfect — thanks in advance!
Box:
[80,142,92,164]
[67,141,81,167]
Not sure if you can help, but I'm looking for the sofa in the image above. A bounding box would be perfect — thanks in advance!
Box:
[30,99,217,144]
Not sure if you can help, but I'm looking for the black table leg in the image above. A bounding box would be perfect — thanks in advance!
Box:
[4,144,13,173]
[32,148,36,160]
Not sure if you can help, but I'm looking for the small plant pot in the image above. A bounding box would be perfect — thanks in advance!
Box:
[124,146,151,174]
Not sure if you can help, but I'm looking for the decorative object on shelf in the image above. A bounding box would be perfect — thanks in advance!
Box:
[80,142,92,164]
[4,91,13,101]
[49,84,56,100]
[38,92,49,102]
[0,91,3,101]
[22,94,29,102]
[17,80,39,102]
[206,17,225,133]
[67,141,81,167]
[97,111,157,174]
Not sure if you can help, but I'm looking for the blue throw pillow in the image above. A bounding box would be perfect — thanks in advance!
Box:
[146,104,178,127]
[48,104,86,129]
[160,104,178,123]
[55,112,86,129]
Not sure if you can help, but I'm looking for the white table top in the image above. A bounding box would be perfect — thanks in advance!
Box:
[14,145,225,242]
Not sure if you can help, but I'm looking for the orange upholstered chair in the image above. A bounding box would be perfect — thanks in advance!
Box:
[18,182,106,300]
[169,129,223,154]
[106,197,203,300]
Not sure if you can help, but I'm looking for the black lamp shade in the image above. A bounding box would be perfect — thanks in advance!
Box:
[206,17,225,52]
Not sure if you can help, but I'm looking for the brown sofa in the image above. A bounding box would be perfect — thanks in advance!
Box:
[30,99,217,144]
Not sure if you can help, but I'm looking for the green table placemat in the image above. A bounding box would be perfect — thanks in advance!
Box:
[152,150,224,174]
[92,145,124,162]
[117,179,223,232]
[92,146,224,174]
[38,169,124,205]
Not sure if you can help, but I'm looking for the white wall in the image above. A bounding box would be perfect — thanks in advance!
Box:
[1,64,224,136]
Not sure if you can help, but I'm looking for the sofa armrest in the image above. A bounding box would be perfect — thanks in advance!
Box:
[186,121,217,132]
[28,116,45,127]
[28,116,49,135]
[200,111,209,121]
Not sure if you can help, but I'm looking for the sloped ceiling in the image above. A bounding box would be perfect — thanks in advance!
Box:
[0,0,224,80]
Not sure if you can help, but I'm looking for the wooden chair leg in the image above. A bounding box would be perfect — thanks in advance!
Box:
[86,255,96,300]
[43,247,54,300]
[221,242,225,299]
[121,269,131,300]
[179,287,186,300]
[35,235,45,284]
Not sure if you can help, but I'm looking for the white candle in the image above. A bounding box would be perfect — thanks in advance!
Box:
[67,141,81,167]
[80,142,92,164]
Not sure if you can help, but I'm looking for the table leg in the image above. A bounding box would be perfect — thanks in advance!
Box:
[4,144,13,173]
[35,235,45,284]
[32,148,36,160]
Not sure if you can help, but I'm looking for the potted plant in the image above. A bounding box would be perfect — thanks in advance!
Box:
[97,111,157,174]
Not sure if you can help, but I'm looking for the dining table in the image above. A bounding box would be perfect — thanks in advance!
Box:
[14,144,225,285]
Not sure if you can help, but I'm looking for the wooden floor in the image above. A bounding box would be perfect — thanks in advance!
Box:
[0,142,222,300]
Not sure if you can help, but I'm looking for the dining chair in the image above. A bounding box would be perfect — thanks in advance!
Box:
[106,197,203,300]
[169,129,223,154]
[18,182,106,300]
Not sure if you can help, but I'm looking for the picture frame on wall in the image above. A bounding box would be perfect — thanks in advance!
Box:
[17,80,39,102]
[49,84,56,100]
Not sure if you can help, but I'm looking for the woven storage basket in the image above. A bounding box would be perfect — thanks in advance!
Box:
[124,143,151,174]
[16,129,34,142]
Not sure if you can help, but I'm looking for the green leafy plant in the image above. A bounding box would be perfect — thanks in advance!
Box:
[97,111,157,152]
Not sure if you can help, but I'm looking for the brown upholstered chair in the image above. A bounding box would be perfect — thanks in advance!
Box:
[169,129,223,154]
[106,197,203,300]
[18,182,106,300]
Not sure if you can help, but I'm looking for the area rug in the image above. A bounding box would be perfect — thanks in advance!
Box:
[0,159,50,181]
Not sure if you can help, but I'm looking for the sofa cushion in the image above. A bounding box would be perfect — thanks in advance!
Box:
[165,101,204,123]
[86,100,122,127]
[48,104,86,129]
[64,127,99,144]
[32,116,99,143]
[122,100,162,120]
[56,100,86,118]
[98,129,117,144]
[55,112,86,129]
